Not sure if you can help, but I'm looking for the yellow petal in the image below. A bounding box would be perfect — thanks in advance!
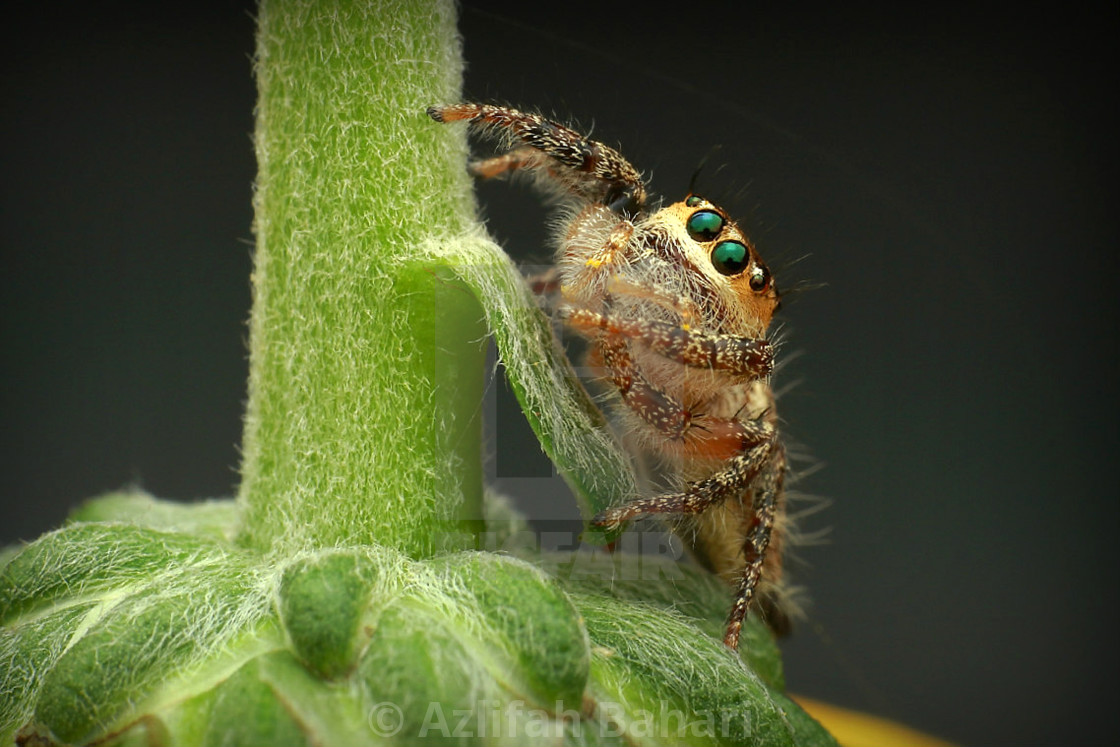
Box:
[793,695,957,747]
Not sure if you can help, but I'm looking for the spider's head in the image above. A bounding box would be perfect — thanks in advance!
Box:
[654,194,778,335]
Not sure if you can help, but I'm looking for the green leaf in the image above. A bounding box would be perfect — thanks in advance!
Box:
[67,490,240,542]
[31,555,270,744]
[575,594,802,747]
[199,657,311,747]
[453,245,639,539]
[0,522,228,623]
[2,522,834,745]
[431,552,590,709]
[552,550,785,691]
[0,604,97,738]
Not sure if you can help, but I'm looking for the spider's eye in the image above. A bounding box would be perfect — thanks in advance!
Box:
[711,240,750,276]
[687,210,724,242]
[685,194,704,207]
[748,263,771,291]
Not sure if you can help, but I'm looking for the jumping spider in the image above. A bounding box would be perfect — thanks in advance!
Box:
[428,103,788,650]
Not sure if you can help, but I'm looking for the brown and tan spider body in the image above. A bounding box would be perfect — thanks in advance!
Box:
[429,103,789,649]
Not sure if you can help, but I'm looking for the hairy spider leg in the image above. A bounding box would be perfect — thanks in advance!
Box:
[589,378,782,650]
[563,308,774,379]
[574,307,783,648]
[724,450,786,648]
[427,103,648,213]
[468,145,538,179]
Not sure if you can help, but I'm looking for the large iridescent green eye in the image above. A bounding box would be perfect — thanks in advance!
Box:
[686,209,724,242]
[711,240,749,276]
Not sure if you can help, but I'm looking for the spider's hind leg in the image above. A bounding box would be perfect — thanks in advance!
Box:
[723,449,786,648]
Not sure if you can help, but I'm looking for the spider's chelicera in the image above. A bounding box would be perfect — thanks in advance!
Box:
[429,103,788,650]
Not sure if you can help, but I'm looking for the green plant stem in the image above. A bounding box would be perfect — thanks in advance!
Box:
[237,0,485,557]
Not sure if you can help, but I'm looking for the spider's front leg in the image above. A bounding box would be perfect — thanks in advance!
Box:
[427,103,648,213]
[563,308,774,380]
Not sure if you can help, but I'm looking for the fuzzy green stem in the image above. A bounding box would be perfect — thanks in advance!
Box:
[237,0,485,556]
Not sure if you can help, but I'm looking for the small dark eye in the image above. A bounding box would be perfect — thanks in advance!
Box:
[711,240,749,276]
[685,194,703,207]
[748,263,771,291]
[687,210,724,242]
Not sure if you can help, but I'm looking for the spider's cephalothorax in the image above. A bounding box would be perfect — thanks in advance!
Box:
[429,103,789,649]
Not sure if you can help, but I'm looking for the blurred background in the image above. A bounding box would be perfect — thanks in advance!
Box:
[2,3,1115,745]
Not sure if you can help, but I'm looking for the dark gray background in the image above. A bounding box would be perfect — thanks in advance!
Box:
[2,3,1115,746]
